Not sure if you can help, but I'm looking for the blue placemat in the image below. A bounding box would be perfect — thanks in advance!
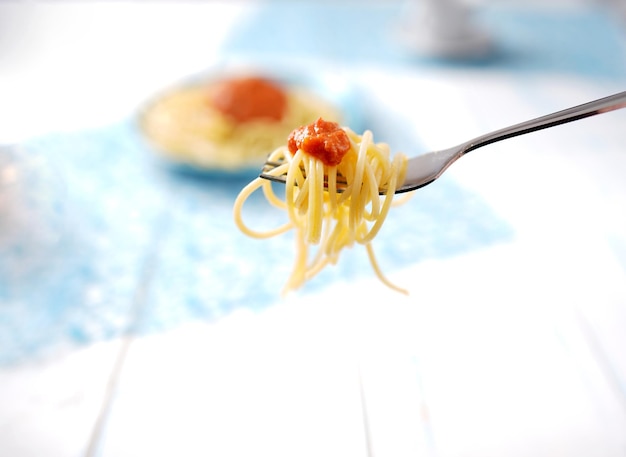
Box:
[0,110,512,365]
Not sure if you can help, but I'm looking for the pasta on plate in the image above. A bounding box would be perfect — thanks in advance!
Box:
[233,118,413,294]
[140,75,343,172]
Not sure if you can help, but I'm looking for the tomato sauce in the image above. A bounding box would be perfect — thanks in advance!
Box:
[210,77,287,123]
[287,118,350,166]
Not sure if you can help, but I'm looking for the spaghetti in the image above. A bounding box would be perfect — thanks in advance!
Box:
[233,118,412,294]
[140,76,342,171]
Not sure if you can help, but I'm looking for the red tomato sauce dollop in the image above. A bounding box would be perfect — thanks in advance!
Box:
[287,118,351,166]
[211,77,287,124]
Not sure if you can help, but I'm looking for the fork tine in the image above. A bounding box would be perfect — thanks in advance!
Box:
[260,159,288,183]
[259,158,349,190]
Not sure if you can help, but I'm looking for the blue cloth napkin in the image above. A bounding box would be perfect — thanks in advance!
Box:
[222,2,626,80]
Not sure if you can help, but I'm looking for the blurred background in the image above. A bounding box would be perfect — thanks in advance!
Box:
[1,1,626,456]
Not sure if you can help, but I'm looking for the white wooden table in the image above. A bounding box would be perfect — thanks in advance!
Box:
[1,2,625,456]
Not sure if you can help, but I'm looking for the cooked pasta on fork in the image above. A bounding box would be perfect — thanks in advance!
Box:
[233,118,413,294]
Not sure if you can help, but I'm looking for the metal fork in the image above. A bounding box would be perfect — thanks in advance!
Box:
[261,90,626,194]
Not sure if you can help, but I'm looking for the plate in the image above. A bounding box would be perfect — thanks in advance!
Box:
[137,59,363,176]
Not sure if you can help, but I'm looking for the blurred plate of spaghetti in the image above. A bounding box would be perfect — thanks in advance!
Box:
[137,60,360,176]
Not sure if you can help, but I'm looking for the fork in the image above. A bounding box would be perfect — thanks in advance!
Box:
[261,90,626,194]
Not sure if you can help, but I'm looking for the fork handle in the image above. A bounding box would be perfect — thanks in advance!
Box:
[462,90,626,154]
